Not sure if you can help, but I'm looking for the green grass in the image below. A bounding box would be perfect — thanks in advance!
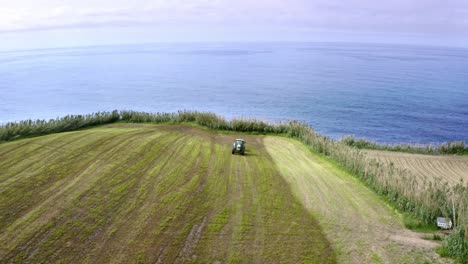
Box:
[402,213,439,232]
[0,124,335,263]
[423,234,443,241]
[2,110,466,233]
[0,124,449,263]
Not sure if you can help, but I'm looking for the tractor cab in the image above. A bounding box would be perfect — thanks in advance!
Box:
[232,139,246,155]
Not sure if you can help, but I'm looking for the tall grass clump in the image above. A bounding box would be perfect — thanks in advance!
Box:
[437,227,468,263]
[1,110,466,260]
[0,110,120,142]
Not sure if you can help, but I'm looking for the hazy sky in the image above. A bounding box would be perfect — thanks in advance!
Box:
[1,0,467,50]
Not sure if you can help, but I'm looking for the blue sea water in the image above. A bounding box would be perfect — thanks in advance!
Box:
[0,42,467,143]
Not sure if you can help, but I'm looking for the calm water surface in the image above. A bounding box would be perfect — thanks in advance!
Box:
[0,42,467,143]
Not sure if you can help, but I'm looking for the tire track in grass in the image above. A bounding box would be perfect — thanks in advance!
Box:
[0,128,166,261]
[0,131,119,232]
[0,128,161,234]
[164,137,224,263]
[1,124,336,263]
[235,141,268,262]
[0,139,39,157]
[163,139,214,263]
[0,132,88,167]
[244,150,265,264]
[50,131,177,262]
[85,132,196,263]
[0,131,101,184]
[41,130,181,263]
[104,134,208,263]
[194,142,233,262]
[0,130,131,188]
[191,134,335,264]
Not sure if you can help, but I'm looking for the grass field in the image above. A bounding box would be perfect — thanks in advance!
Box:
[0,124,447,263]
[366,150,468,186]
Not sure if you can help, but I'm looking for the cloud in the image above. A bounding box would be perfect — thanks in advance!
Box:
[0,0,466,36]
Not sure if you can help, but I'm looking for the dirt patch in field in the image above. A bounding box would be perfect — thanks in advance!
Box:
[389,232,439,249]
[177,217,207,262]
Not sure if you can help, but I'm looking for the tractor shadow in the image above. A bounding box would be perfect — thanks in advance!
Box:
[241,151,256,157]
[231,151,256,157]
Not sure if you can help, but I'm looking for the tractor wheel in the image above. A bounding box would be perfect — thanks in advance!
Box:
[232,148,235,154]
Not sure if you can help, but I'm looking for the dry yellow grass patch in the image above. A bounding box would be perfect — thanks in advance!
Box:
[366,150,468,186]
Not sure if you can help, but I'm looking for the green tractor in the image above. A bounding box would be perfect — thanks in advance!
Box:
[232,139,246,155]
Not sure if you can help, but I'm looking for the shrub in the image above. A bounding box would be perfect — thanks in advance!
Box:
[439,227,468,263]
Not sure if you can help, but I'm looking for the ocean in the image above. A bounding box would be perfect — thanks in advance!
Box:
[0,42,467,143]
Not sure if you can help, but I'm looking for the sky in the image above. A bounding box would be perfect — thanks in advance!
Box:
[0,0,467,50]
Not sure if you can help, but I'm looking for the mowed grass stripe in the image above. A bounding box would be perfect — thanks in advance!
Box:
[0,131,122,231]
[0,131,93,164]
[0,129,172,258]
[264,137,444,264]
[193,137,334,263]
[74,132,190,263]
[51,131,187,261]
[87,134,204,263]
[0,131,102,183]
[0,124,336,263]
[0,128,151,186]
[0,128,166,232]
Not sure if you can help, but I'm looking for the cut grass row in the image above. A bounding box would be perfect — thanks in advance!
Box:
[365,150,468,186]
[0,124,335,263]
